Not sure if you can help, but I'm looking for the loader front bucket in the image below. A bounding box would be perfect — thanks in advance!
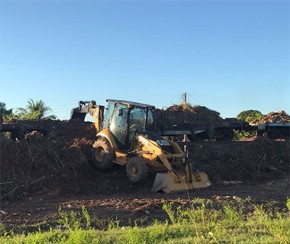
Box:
[151,172,211,193]
[70,108,86,121]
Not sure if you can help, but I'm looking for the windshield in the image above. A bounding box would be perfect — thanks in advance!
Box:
[147,110,153,127]
[129,107,146,131]
[128,107,155,142]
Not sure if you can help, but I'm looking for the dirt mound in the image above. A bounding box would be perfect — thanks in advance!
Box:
[57,120,96,159]
[154,104,221,131]
[57,120,96,141]
[260,111,290,123]
[0,120,153,201]
[160,104,221,122]
[0,136,87,200]
[0,120,97,201]
[189,138,289,183]
[1,118,289,202]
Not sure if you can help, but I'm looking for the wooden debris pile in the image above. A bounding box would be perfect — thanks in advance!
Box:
[259,111,290,123]
[0,121,96,201]
[154,104,221,130]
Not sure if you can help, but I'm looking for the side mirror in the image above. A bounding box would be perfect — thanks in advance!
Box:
[118,109,123,116]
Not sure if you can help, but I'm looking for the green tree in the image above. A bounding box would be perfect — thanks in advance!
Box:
[236,110,264,123]
[0,102,15,122]
[0,102,12,115]
[16,99,57,120]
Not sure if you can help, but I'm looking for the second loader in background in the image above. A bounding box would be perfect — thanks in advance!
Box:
[70,99,211,193]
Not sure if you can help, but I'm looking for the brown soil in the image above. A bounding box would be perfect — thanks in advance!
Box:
[154,104,221,131]
[1,175,289,233]
[1,119,289,232]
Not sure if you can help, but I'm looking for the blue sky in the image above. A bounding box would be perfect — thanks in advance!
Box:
[0,0,289,120]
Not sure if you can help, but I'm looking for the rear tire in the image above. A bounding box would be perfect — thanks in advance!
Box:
[126,157,148,182]
[91,138,115,170]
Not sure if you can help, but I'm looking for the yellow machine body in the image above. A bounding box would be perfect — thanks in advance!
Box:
[96,128,211,193]
[71,99,211,193]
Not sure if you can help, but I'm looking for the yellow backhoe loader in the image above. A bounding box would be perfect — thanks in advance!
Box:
[70,99,211,193]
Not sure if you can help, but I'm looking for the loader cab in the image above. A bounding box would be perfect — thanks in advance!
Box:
[104,99,154,149]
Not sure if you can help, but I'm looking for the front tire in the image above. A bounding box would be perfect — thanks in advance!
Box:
[91,138,115,170]
[126,157,148,182]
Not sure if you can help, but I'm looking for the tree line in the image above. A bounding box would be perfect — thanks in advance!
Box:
[0,99,56,122]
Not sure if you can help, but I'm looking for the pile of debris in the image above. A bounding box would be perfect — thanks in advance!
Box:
[1,108,289,201]
[57,120,96,159]
[259,111,290,123]
[0,121,96,201]
[154,104,221,130]
[189,138,290,183]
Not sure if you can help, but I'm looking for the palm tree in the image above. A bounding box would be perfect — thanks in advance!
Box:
[16,99,57,120]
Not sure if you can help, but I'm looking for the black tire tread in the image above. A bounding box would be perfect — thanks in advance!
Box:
[91,138,115,170]
[126,157,148,182]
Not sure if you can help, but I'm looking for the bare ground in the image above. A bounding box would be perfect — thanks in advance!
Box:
[1,164,289,233]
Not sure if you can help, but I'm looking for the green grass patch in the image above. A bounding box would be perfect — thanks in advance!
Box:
[1,199,290,244]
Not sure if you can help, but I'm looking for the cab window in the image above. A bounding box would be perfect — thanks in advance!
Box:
[110,104,128,148]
